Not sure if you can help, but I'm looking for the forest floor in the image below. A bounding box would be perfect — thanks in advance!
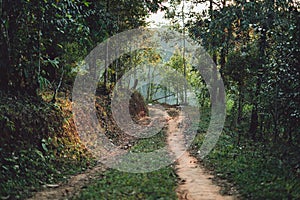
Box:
[26,105,237,200]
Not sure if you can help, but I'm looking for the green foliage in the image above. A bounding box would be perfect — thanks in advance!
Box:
[0,0,166,95]
[0,0,90,94]
[0,94,94,199]
[175,0,300,144]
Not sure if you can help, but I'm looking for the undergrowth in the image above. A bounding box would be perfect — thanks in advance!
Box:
[0,93,94,199]
[192,108,300,200]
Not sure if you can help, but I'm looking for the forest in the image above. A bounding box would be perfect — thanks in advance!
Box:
[0,0,299,199]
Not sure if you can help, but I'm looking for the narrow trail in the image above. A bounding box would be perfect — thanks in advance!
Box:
[167,108,235,200]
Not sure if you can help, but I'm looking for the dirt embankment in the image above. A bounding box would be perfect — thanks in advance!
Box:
[26,90,149,200]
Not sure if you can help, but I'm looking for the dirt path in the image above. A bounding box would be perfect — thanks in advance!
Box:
[27,165,105,200]
[28,106,236,200]
[167,108,235,200]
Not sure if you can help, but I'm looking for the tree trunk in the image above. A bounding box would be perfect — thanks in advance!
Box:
[249,105,258,141]
[0,40,9,91]
[0,1,11,92]
[249,76,261,141]
[237,83,244,126]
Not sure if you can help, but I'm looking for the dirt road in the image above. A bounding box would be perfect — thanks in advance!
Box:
[28,106,236,200]
[167,108,235,200]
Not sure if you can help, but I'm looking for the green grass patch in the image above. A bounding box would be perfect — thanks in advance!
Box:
[130,129,167,153]
[75,129,178,200]
[0,147,94,199]
[193,133,300,199]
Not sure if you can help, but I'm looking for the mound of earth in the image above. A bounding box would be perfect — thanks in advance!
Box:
[95,87,148,145]
[129,90,149,120]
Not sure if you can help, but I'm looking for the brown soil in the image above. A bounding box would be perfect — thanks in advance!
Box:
[167,108,237,200]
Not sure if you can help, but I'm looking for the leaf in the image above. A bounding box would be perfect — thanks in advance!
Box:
[46,184,59,188]
[57,44,63,49]
[1,195,10,200]
[83,2,90,7]
[35,149,46,161]
[42,143,48,152]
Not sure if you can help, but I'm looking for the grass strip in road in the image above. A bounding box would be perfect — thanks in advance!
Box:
[75,130,178,200]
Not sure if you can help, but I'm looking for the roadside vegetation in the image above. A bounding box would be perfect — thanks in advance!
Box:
[0,94,94,199]
[191,104,300,199]
[201,135,300,199]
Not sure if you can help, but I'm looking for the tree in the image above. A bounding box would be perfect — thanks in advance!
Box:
[0,0,90,96]
[171,0,299,144]
[0,0,166,97]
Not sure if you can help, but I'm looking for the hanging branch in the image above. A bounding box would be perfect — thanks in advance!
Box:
[152,94,175,102]
[115,3,120,87]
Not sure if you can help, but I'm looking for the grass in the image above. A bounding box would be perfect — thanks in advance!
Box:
[75,129,178,200]
[192,107,300,200]
[0,147,94,199]
[200,135,300,199]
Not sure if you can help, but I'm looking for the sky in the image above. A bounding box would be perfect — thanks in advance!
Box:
[147,10,169,27]
[146,1,208,28]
